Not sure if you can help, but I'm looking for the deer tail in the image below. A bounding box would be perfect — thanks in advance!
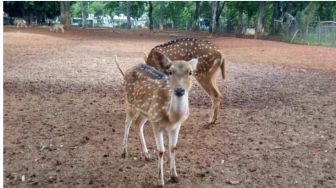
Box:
[114,55,125,78]
[220,57,226,80]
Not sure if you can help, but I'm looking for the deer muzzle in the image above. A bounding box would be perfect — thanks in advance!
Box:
[174,87,185,97]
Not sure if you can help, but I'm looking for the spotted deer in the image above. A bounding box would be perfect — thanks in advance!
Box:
[14,18,27,28]
[115,52,198,186]
[50,23,65,33]
[146,38,225,125]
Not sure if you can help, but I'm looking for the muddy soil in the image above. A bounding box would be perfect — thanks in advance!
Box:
[4,27,336,188]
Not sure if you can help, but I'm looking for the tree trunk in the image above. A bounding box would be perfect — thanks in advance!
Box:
[148,1,153,31]
[247,9,253,27]
[60,1,71,29]
[270,1,281,35]
[226,15,232,33]
[215,1,225,33]
[236,9,243,37]
[81,1,87,28]
[29,13,33,25]
[210,1,217,35]
[126,1,131,29]
[159,1,164,30]
[191,1,200,31]
[255,1,265,39]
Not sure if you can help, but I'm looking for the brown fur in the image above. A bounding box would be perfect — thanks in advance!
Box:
[118,52,198,186]
[50,24,65,33]
[14,18,27,28]
[146,38,226,124]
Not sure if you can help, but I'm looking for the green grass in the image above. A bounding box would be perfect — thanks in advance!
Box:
[292,32,336,47]
[266,32,336,47]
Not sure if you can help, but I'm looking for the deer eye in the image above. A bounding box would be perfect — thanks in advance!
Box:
[188,70,193,76]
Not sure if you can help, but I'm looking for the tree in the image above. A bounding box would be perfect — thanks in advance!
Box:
[270,1,281,35]
[245,2,259,27]
[316,1,336,21]
[126,1,131,29]
[164,2,191,29]
[191,1,200,31]
[148,1,153,30]
[215,1,225,33]
[80,1,87,28]
[104,1,119,16]
[4,1,60,24]
[210,1,217,35]
[60,1,71,29]
[236,8,243,36]
[159,1,164,30]
[255,1,265,38]
[231,2,245,36]
[296,2,320,38]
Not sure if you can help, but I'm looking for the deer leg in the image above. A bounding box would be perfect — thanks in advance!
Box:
[154,128,165,186]
[121,111,137,158]
[137,116,151,160]
[168,124,181,183]
[209,71,222,124]
[196,74,222,125]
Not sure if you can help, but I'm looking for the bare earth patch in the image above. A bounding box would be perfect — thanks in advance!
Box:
[4,27,336,188]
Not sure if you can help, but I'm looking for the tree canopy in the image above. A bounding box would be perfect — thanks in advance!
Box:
[4,1,336,34]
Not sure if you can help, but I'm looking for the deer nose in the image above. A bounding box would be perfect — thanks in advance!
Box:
[174,87,185,97]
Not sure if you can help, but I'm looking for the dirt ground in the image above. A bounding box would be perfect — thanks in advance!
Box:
[4,26,336,188]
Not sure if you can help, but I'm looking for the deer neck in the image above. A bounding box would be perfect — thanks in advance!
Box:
[168,92,189,123]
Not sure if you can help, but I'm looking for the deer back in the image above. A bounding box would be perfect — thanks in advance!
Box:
[124,64,171,122]
[146,38,222,76]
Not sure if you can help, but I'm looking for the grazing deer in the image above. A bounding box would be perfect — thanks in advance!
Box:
[14,18,27,28]
[115,52,198,186]
[50,24,65,33]
[146,38,225,125]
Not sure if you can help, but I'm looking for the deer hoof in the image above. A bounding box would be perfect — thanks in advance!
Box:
[156,181,165,188]
[204,122,214,129]
[144,153,152,161]
[208,119,217,124]
[121,152,128,158]
[169,176,179,183]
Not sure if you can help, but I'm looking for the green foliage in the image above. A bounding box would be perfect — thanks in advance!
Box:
[130,2,146,20]
[111,2,145,19]
[4,0,336,46]
[88,1,107,16]
[70,2,81,17]
[4,1,60,21]
[70,2,109,17]
[317,2,336,21]
[164,2,193,27]
[200,1,212,24]
[105,2,119,16]
[263,2,273,33]
[296,2,320,36]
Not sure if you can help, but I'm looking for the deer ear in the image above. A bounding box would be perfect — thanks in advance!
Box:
[143,52,148,63]
[152,50,172,70]
[189,58,198,70]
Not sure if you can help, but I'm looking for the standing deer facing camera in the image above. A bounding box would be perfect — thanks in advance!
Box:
[115,52,198,186]
[146,38,225,125]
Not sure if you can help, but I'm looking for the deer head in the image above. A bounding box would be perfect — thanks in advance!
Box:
[151,51,198,98]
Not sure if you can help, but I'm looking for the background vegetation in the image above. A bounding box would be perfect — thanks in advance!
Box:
[4,1,336,46]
